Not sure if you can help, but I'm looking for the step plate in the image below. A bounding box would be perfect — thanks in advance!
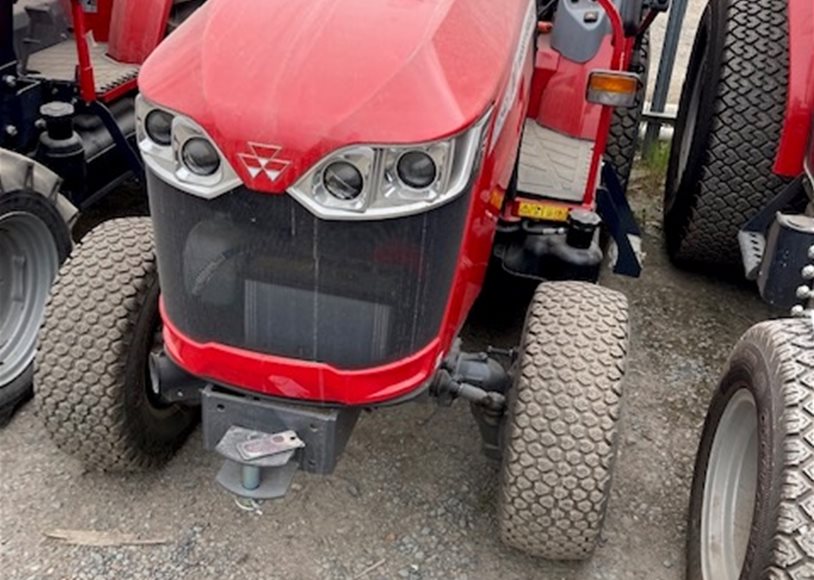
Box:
[517,120,595,203]
[738,230,765,281]
[27,39,139,93]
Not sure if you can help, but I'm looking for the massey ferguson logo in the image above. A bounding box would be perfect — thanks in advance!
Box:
[238,143,291,182]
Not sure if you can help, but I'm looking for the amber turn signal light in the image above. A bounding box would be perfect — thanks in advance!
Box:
[586,71,641,107]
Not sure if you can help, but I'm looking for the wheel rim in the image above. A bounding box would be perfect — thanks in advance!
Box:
[701,388,759,580]
[674,20,709,203]
[0,211,60,388]
[665,13,709,216]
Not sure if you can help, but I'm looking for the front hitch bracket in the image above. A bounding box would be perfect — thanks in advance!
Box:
[214,426,306,499]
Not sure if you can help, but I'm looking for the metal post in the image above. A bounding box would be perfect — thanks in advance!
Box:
[642,0,690,154]
[241,464,261,490]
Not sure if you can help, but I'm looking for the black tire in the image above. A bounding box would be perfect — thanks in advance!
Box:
[35,217,197,470]
[606,32,649,192]
[663,0,791,267]
[0,190,71,427]
[498,281,629,559]
[687,319,814,580]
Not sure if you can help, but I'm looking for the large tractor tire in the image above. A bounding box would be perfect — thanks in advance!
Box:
[0,154,73,427]
[606,32,649,192]
[498,281,629,559]
[36,218,197,470]
[663,0,790,268]
[687,319,814,580]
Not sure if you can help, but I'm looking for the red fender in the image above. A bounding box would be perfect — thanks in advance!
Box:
[107,0,173,64]
[774,0,814,177]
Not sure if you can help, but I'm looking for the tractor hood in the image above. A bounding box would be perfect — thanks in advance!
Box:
[138,0,532,191]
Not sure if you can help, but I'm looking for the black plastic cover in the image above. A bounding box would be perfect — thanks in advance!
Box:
[147,173,469,369]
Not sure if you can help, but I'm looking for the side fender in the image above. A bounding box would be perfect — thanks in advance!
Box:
[774,0,814,177]
[107,0,174,64]
[0,148,79,228]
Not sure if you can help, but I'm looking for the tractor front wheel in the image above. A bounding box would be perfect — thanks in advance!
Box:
[687,320,814,580]
[498,281,629,559]
[35,217,197,471]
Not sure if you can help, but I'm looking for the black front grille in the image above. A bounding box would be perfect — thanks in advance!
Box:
[147,173,470,368]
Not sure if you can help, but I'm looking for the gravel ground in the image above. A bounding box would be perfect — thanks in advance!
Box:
[0,169,775,579]
[0,1,763,578]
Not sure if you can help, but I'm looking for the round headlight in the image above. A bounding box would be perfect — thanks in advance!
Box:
[323,161,363,200]
[397,151,436,189]
[181,138,220,176]
[144,110,173,146]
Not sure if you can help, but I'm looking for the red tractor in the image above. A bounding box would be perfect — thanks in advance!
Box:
[34,0,665,559]
[661,0,814,577]
[0,0,204,424]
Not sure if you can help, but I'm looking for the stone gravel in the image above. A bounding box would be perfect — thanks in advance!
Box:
[1,1,760,577]
[0,169,774,579]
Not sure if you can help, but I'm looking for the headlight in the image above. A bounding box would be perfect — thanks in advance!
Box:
[397,151,437,189]
[324,161,364,200]
[181,138,221,176]
[289,112,490,220]
[136,96,240,199]
[144,110,173,146]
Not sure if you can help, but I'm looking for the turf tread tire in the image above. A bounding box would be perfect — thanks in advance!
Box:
[664,0,791,266]
[498,281,629,559]
[35,217,196,471]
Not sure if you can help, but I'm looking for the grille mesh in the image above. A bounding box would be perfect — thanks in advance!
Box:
[148,173,470,368]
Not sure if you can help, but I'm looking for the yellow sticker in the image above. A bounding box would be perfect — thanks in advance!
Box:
[488,188,505,211]
[516,201,570,222]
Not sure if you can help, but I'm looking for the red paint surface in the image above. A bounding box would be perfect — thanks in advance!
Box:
[584,0,627,204]
[150,0,534,404]
[99,77,137,103]
[531,36,612,140]
[162,302,444,404]
[774,0,814,177]
[139,0,533,193]
[148,0,635,404]
[62,0,112,40]
[528,0,627,204]
[70,0,96,102]
[107,0,172,64]
[67,0,171,101]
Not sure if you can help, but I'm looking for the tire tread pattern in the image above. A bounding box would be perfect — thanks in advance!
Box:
[35,218,174,471]
[606,34,649,192]
[745,320,814,580]
[671,0,790,265]
[499,282,629,559]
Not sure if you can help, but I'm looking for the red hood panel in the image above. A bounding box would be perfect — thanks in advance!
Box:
[139,0,530,190]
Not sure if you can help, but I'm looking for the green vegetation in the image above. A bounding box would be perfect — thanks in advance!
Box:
[641,140,671,174]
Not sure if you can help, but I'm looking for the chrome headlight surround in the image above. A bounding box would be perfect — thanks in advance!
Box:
[136,96,241,199]
[289,112,491,220]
